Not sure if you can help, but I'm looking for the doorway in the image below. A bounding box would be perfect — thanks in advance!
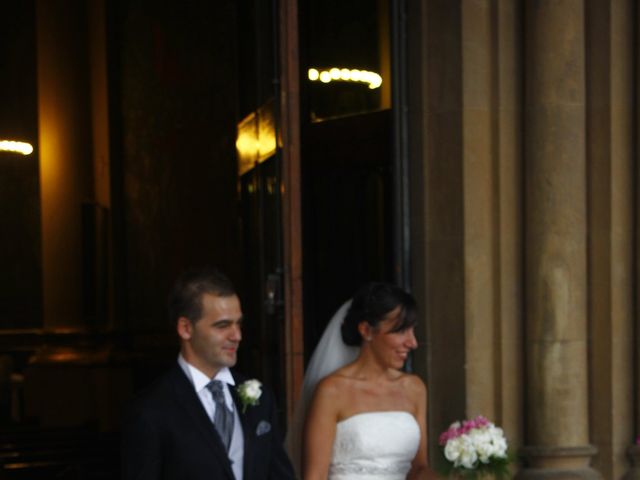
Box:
[236,0,408,419]
[298,0,406,360]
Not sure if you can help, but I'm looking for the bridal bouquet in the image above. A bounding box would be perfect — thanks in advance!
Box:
[438,415,510,478]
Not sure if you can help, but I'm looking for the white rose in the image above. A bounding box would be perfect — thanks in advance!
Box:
[243,379,262,399]
[444,437,463,463]
[492,436,508,458]
[487,426,508,457]
[458,436,478,469]
[478,445,494,463]
[448,435,477,469]
[237,379,263,413]
[470,429,493,463]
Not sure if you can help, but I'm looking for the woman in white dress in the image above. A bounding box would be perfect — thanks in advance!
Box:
[301,282,437,480]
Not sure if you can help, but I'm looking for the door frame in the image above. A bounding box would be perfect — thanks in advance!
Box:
[278,0,304,423]
[277,0,411,418]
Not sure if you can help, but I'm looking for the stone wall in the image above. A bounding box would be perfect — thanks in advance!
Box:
[407,1,638,478]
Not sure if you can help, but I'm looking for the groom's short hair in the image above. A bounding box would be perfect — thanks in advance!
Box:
[167,267,237,325]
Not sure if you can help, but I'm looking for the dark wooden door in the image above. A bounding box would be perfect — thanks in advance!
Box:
[301,110,394,359]
[238,154,287,416]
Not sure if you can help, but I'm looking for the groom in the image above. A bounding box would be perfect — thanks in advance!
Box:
[121,267,295,480]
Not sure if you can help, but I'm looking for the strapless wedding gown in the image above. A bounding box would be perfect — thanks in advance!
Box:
[328,411,420,480]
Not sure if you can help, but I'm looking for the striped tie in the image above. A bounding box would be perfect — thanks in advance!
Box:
[206,380,234,451]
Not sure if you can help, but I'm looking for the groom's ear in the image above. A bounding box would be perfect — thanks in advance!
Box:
[177,317,193,340]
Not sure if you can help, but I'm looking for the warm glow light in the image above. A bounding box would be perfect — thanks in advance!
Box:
[0,140,33,155]
[235,134,275,163]
[307,67,383,89]
[236,99,278,176]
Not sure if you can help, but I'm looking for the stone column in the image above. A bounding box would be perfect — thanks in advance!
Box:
[519,1,600,478]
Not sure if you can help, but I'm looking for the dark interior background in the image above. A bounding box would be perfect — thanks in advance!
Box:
[0,0,396,478]
[0,0,42,330]
[300,0,394,361]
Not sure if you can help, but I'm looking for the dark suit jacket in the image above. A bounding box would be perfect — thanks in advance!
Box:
[121,364,296,480]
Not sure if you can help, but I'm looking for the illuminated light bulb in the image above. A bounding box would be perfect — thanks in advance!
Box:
[361,72,371,87]
[0,140,33,155]
[306,67,383,89]
[368,73,382,89]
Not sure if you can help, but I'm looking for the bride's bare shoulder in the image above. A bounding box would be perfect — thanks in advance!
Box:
[399,372,427,396]
[314,366,357,394]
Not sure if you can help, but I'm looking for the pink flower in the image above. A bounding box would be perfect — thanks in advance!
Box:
[474,415,490,427]
[440,416,510,471]
[439,416,498,446]
[636,436,640,446]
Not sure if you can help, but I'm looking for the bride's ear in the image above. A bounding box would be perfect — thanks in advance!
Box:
[357,321,373,342]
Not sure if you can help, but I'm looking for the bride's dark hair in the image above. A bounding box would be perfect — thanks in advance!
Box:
[341,282,417,346]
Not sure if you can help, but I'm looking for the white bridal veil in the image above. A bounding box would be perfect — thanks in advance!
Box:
[286,300,359,476]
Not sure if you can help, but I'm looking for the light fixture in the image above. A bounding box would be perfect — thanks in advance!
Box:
[236,99,278,176]
[308,68,383,89]
[0,140,34,155]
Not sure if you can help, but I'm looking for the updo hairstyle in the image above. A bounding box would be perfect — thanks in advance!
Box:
[341,282,417,346]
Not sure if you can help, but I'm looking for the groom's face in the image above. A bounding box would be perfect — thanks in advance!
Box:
[180,293,243,378]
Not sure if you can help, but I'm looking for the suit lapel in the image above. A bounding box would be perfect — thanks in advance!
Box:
[231,373,254,478]
[170,366,235,480]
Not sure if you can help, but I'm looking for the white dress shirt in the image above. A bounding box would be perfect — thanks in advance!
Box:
[178,355,244,480]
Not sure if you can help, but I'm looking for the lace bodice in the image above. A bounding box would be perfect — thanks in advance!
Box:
[329,411,420,480]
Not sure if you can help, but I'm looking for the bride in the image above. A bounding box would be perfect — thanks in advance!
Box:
[292,282,437,480]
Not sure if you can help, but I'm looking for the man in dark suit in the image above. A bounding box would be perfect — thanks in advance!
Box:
[121,267,296,480]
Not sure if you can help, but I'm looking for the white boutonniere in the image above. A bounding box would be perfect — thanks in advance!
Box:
[237,379,262,413]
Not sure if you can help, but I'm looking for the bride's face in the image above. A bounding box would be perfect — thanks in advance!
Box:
[367,306,418,369]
